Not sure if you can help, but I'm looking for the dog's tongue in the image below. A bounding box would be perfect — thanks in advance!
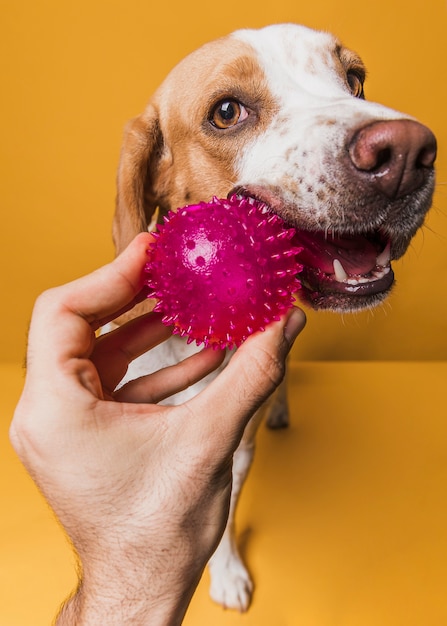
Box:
[293,230,379,275]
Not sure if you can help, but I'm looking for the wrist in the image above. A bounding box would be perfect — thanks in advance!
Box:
[55,546,204,626]
[56,584,196,626]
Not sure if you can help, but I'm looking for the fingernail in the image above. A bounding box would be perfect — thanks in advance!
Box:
[284,307,306,346]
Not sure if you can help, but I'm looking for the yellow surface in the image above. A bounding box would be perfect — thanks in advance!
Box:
[2,360,447,625]
[1,1,447,363]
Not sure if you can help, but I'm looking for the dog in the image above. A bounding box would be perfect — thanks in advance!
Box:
[109,23,436,611]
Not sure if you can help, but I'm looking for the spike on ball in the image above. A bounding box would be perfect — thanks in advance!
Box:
[144,195,303,350]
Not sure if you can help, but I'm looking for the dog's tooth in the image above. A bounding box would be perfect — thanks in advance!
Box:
[376,241,391,267]
[333,259,348,282]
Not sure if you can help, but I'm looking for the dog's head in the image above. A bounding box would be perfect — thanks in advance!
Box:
[114,23,436,312]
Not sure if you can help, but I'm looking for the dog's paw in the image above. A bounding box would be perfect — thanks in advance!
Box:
[208,553,253,612]
[265,401,289,429]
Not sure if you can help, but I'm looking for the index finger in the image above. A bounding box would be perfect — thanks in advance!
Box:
[61,232,153,328]
[27,233,153,365]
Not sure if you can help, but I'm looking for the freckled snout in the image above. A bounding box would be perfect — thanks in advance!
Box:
[348,119,437,199]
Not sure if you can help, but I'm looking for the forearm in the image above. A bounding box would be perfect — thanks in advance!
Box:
[47,465,229,626]
[55,562,201,626]
[56,589,195,626]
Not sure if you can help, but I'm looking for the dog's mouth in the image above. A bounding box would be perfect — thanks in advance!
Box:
[230,189,395,311]
[292,228,394,310]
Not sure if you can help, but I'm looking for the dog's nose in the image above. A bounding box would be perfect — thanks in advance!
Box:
[348,120,437,199]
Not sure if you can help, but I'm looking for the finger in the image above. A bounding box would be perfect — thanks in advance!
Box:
[91,313,173,395]
[27,233,153,366]
[187,307,306,448]
[114,346,227,404]
[93,285,151,332]
[61,232,153,328]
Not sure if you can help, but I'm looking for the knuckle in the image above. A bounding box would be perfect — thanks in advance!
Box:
[248,345,286,394]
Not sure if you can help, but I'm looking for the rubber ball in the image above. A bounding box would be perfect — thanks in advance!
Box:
[144,195,303,350]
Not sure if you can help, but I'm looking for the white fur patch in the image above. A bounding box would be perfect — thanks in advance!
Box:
[231,25,408,227]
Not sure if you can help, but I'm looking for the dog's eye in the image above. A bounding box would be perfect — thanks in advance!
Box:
[210,99,249,129]
[347,70,365,99]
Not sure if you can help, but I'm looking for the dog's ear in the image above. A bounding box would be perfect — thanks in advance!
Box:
[113,104,163,255]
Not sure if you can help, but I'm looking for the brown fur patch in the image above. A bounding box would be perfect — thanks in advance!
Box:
[113,36,278,260]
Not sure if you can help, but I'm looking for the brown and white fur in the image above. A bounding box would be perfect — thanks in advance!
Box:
[108,24,436,611]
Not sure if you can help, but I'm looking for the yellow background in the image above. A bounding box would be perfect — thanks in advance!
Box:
[1,1,447,625]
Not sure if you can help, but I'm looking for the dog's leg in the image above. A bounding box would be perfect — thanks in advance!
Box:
[265,375,289,429]
[208,407,265,612]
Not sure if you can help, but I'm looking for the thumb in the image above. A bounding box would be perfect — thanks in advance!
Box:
[187,307,306,448]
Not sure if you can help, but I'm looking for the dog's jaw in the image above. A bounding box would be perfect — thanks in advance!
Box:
[293,229,395,311]
[229,187,396,311]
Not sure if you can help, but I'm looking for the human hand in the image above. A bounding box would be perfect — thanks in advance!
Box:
[10,233,306,625]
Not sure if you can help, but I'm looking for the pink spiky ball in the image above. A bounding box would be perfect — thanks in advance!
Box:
[144,195,303,350]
